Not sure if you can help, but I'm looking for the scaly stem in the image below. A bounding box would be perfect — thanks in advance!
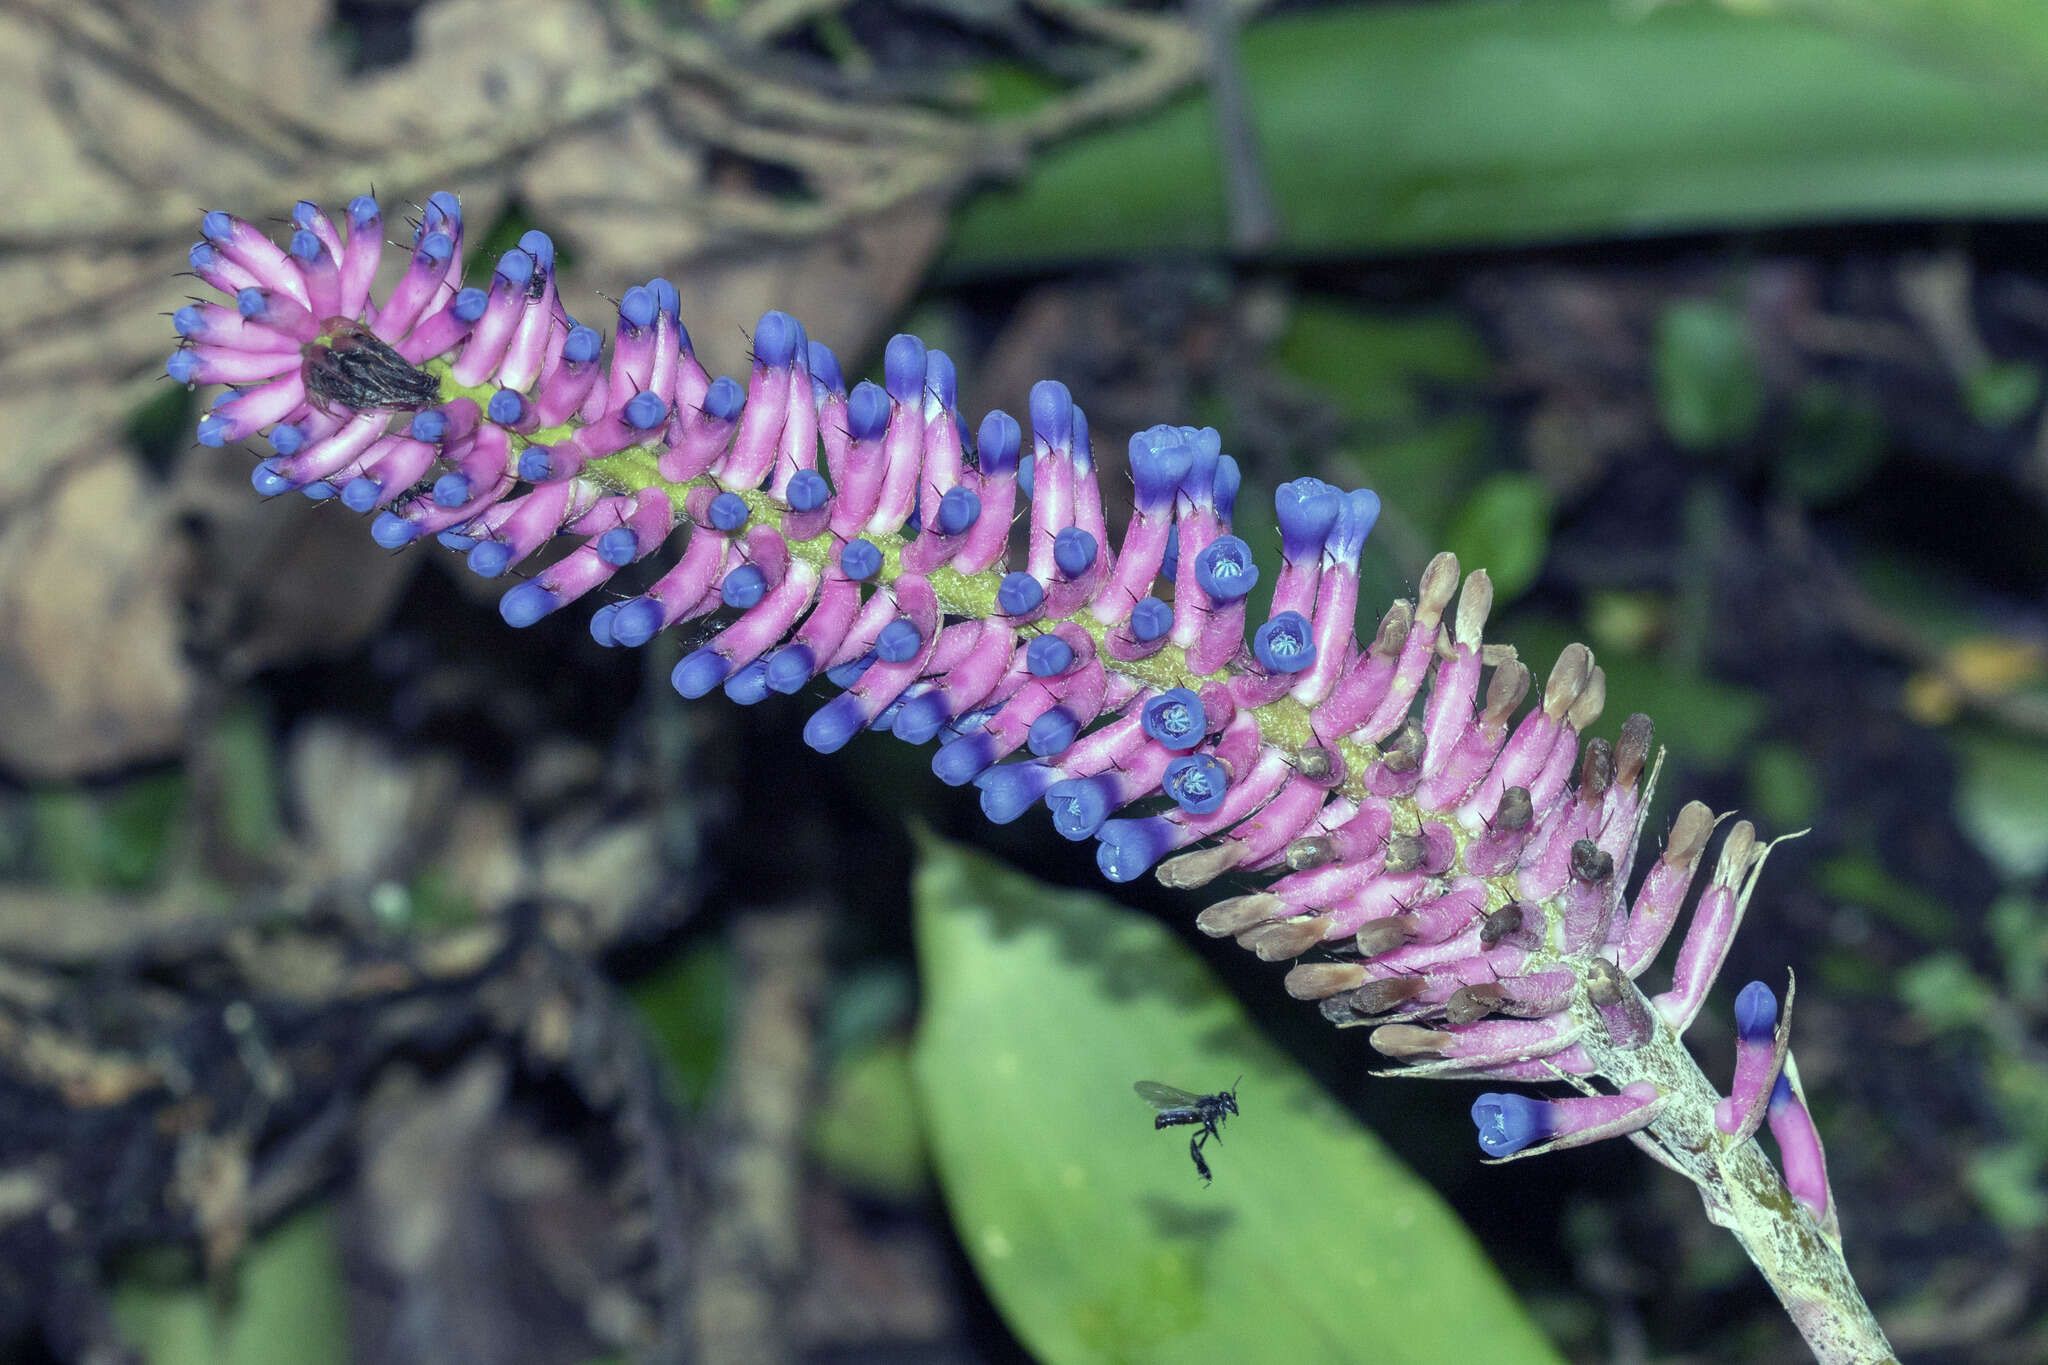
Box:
[1583,987,1898,1365]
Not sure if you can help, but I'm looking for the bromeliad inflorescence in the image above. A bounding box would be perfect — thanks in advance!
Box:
[168,192,1895,1364]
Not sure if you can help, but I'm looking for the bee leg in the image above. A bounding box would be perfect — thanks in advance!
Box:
[1189,1135,1212,1183]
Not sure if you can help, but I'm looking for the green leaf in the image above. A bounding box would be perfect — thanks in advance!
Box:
[1777,382,1887,505]
[1896,951,1998,1032]
[1444,473,1552,605]
[631,943,733,1112]
[946,1,2048,271]
[810,1037,931,1199]
[1964,360,2042,429]
[1954,733,2048,880]
[1274,299,1489,427]
[1814,854,1956,941]
[1654,300,1765,452]
[113,1204,351,1365]
[910,834,1564,1365]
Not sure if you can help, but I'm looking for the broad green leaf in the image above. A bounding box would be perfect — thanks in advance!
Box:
[113,1204,350,1365]
[1654,300,1764,451]
[1954,732,2048,880]
[810,1037,931,1199]
[1275,299,1489,427]
[1444,473,1553,605]
[1814,853,1956,940]
[910,834,1564,1365]
[947,0,2048,271]
[632,942,733,1112]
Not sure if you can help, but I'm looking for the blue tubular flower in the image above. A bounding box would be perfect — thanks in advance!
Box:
[708,492,750,532]
[1213,454,1241,525]
[1030,380,1074,448]
[250,460,293,497]
[371,513,420,549]
[1097,817,1178,883]
[893,689,959,744]
[624,391,667,430]
[1163,753,1228,814]
[1025,635,1074,678]
[1128,426,1194,510]
[1141,688,1206,750]
[1027,707,1080,757]
[1254,611,1317,673]
[976,410,1022,474]
[1195,536,1258,602]
[998,572,1044,616]
[1160,524,1179,581]
[1735,980,1779,1043]
[597,528,638,567]
[847,381,888,441]
[876,618,923,663]
[787,469,830,513]
[500,582,558,628]
[488,388,525,426]
[519,447,554,483]
[933,731,997,786]
[841,539,883,580]
[432,474,470,507]
[1131,596,1173,643]
[673,647,732,699]
[620,285,657,333]
[935,486,981,535]
[975,762,1058,823]
[824,653,874,688]
[611,598,665,649]
[1274,478,1342,561]
[1054,527,1097,576]
[1327,487,1384,564]
[754,310,802,367]
[722,565,767,609]
[724,659,774,705]
[1471,1093,1554,1158]
[589,603,620,646]
[341,478,382,512]
[925,349,958,420]
[1045,776,1114,840]
[884,334,927,404]
[705,375,747,422]
[468,541,512,578]
[765,645,816,694]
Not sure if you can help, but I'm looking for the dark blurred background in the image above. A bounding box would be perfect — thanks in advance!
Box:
[2,0,2046,1361]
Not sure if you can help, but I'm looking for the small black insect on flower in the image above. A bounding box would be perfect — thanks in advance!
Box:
[1134,1077,1240,1184]
[303,317,442,414]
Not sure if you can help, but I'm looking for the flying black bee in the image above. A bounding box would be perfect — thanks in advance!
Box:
[1134,1078,1240,1184]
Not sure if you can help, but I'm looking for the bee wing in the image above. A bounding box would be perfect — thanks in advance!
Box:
[1134,1080,1204,1109]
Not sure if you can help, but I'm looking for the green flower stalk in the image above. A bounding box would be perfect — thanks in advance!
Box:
[170,192,1897,1364]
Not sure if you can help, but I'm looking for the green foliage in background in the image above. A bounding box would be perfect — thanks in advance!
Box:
[948,0,2048,270]
[910,833,1565,1365]
[113,1205,351,1365]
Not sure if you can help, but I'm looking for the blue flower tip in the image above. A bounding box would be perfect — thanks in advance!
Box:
[847,381,889,441]
[370,512,418,549]
[802,695,866,754]
[623,390,667,431]
[172,305,204,338]
[487,389,525,426]
[1471,1093,1551,1158]
[596,527,638,567]
[765,645,816,694]
[454,287,489,323]
[997,572,1044,617]
[807,341,844,393]
[431,472,470,508]
[250,459,293,497]
[892,692,952,745]
[467,540,512,578]
[672,647,733,700]
[933,735,993,787]
[786,469,830,514]
[516,229,554,271]
[1028,379,1073,446]
[1141,688,1207,750]
[166,351,200,384]
[499,582,557,628]
[348,195,381,228]
[289,229,323,263]
[753,310,802,368]
[1053,527,1098,577]
[563,325,602,366]
[975,409,1022,474]
[1096,820,1167,883]
[269,424,306,456]
[196,414,231,447]
[1025,634,1075,678]
[883,333,928,403]
[932,486,980,536]
[721,565,767,610]
[588,602,620,647]
[704,375,746,423]
[1026,707,1079,757]
[1254,612,1317,674]
[1194,535,1258,602]
[840,538,883,581]
[1163,754,1228,814]
[708,491,750,532]
[200,210,234,242]
[1130,596,1173,643]
[409,409,449,443]
[1735,981,1779,1043]
[340,477,382,513]
[611,597,664,648]
[975,763,1052,823]
[1045,777,1112,841]
[723,660,773,706]
[875,618,923,663]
